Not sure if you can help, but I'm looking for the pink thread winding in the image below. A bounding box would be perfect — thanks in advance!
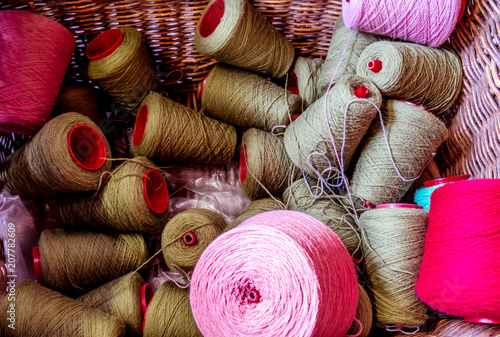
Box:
[0,10,76,135]
[415,179,500,324]
[190,210,359,337]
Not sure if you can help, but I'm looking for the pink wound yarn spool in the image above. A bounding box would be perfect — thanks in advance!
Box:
[190,210,359,337]
[415,179,500,324]
[342,0,466,47]
[0,10,76,135]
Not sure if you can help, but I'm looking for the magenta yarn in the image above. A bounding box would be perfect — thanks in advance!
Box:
[0,10,76,135]
[190,210,358,337]
[342,0,464,47]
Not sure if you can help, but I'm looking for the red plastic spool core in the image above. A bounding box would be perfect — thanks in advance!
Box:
[33,247,44,283]
[134,105,149,147]
[288,71,300,96]
[367,59,382,73]
[199,70,212,102]
[68,125,107,170]
[143,170,169,214]
[247,289,260,303]
[399,100,432,114]
[376,203,424,210]
[465,317,500,325]
[199,0,225,38]
[458,0,467,24]
[423,174,471,188]
[141,284,155,334]
[355,85,369,98]
[85,28,124,61]
[239,143,248,184]
[182,232,197,246]
[291,113,299,121]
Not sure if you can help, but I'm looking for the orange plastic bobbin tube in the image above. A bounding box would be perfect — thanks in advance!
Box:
[67,125,107,170]
[85,28,124,61]
[239,143,248,185]
[423,174,471,188]
[143,169,169,214]
[141,283,155,334]
[32,247,44,284]
[367,59,382,73]
[376,203,424,210]
[199,0,225,38]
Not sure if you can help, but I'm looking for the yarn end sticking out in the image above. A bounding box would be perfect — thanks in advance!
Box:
[239,143,248,184]
[143,169,169,214]
[376,203,424,210]
[33,247,44,283]
[85,28,124,61]
[67,124,106,171]
[134,105,149,147]
[199,0,225,38]
[423,174,470,187]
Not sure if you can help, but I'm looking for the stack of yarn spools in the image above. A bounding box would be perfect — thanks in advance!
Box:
[1,0,499,336]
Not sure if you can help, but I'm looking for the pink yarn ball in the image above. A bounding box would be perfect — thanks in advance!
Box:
[190,210,358,337]
[0,10,76,135]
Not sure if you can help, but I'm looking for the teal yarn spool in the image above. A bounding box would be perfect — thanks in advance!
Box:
[414,174,470,211]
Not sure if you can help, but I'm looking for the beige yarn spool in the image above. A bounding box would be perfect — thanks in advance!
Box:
[133,91,237,165]
[0,112,112,199]
[86,27,158,112]
[59,157,169,232]
[346,284,373,337]
[290,57,324,109]
[240,128,300,200]
[56,86,102,125]
[195,0,295,78]
[351,100,448,206]
[284,75,382,177]
[428,319,500,336]
[225,197,284,232]
[201,64,302,131]
[360,206,429,327]
[0,280,126,337]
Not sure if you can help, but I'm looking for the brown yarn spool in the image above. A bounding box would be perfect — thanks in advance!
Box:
[59,157,169,232]
[195,0,295,78]
[133,91,237,165]
[225,197,284,232]
[290,57,324,109]
[86,27,158,112]
[201,63,302,131]
[0,112,112,199]
[0,280,126,337]
[240,128,300,200]
[346,284,373,337]
[162,208,226,272]
[35,229,148,294]
[351,100,448,206]
[284,75,382,177]
[428,319,500,336]
[143,281,202,337]
[282,178,361,256]
[56,86,102,125]
[77,272,153,336]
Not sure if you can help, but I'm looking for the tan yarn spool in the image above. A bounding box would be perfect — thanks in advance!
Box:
[195,0,295,78]
[162,208,226,272]
[36,229,148,294]
[356,41,463,114]
[77,272,152,336]
[56,86,102,125]
[317,15,381,97]
[360,206,429,327]
[133,91,237,165]
[86,27,158,112]
[59,157,169,232]
[0,112,112,199]
[201,64,302,131]
[284,75,382,176]
[240,128,300,200]
[346,284,373,337]
[428,319,500,336]
[282,178,361,256]
[225,197,284,232]
[351,100,448,206]
[143,281,202,337]
[290,57,324,109]
[0,280,126,337]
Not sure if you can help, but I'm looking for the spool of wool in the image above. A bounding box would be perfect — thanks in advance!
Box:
[427,319,500,336]
[414,174,470,211]
[317,15,381,97]
[360,204,429,328]
[200,64,301,131]
[0,112,112,199]
[351,100,448,206]
[0,10,76,135]
[86,27,158,112]
[56,86,103,126]
[162,208,226,272]
[356,41,463,114]
[195,0,295,78]
[284,75,382,176]
[34,229,148,295]
[289,57,324,109]
[133,91,237,165]
[59,157,169,232]
[225,197,284,232]
[346,284,373,337]
[0,280,126,337]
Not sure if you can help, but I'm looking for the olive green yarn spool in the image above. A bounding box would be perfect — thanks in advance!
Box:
[161,208,226,272]
[282,178,361,256]
[143,281,202,337]
[59,157,169,233]
[346,284,373,337]
[37,229,148,294]
[317,15,381,97]
[56,86,102,125]
[0,112,112,199]
[291,57,324,109]
[77,272,147,336]
[360,206,429,327]
[225,197,284,232]
[86,27,158,112]
[195,0,295,78]
[241,128,300,200]
[351,100,448,206]
[133,91,237,165]
[0,280,126,337]
[201,64,301,131]
[284,75,382,177]
[356,41,463,114]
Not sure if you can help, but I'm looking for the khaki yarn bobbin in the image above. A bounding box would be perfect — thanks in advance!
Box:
[56,86,102,126]
[346,284,373,337]
[225,197,284,232]
[290,57,324,109]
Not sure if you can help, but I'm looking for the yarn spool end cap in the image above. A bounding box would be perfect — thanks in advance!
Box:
[199,0,225,38]
[465,317,500,324]
[134,105,148,147]
[376,203,424,209]
[423,174,471,188]
[367,60,382,73]
[183,232,197,246]
[67,125,106,171]
[85,28,123,61]
[143,169,169,214]
[199,70,212,101]
[288,71,300,96]
[140,283,154,316]
[239,143,248,184]
[32,247,44,283]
